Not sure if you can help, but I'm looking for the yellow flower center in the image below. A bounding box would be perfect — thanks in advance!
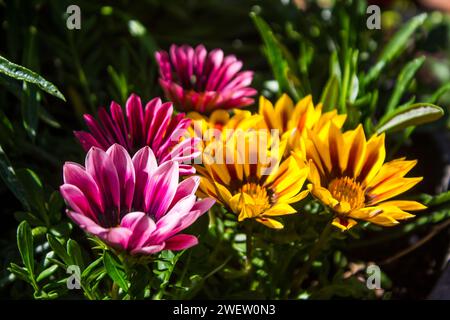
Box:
[239,183,272,217]
[328,177,365,210]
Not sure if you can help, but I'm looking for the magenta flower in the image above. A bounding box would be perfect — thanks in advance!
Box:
[74,94,199,175]
[60,144,215,255]
[155,44,257,113]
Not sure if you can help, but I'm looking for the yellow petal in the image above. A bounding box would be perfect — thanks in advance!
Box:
[262,203,297,216]
[256,217,284,229]
[345,124,367,178]
[332,217,357,231]
[308,184,339,208]
[377,200,427,211]
[360,133,386,186]
[367,177,423,205]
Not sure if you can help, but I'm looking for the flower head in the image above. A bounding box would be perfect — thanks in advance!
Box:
[74,94,199,175]
[296,123,426,231]
[197,127,309,229]
[155,44,257,113]
[258,94,346,150]
[188,109,260,150]
[60,144,214,255]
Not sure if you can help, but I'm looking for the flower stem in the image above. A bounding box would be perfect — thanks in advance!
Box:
[289,221,334,298]
[245,225,253,272]
[111,282,119,300]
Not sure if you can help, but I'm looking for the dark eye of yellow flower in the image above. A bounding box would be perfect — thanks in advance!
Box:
[328,177,365,210]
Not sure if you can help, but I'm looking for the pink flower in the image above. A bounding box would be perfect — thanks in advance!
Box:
[74,94,199,175]
[155,44,257,113]
[60,144,215,255]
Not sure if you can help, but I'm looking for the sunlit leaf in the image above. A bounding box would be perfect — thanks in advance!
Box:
[0,55,66,101]
[376,103,444,134]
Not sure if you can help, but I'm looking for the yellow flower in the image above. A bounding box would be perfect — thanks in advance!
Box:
[187,109,259,148]
[258,94,346,149]
[197,126,309,229]
[294,123,426,231]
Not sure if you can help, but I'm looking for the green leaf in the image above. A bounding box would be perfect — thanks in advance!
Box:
[17,221,34,274]
[81,256,103,279]
[8,262,30,282]
[48,191,63,224]
[21,82,40,140]
[0,145,29,210]
[67,239,84,269]
[421,190,450,206]
[47,234,70,265]
[103,252,128,292]
[251,12,300,100]
[36,265,58,283]
[364,13,427,84]
[320,75,339,112]
[14,211,43,226]
[427,82,450,104]
[386,56,425,114]
[16,168,46,219]
[376,103,444,134]
[0,55,65,101]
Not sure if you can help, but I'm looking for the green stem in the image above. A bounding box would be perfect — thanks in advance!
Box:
[245,225,253,272]
[289,221,334,298]
[111,282,119,300]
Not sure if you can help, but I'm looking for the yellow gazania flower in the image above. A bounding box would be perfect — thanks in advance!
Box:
[187,109,260,148]
[258,94,346,149]
[294,123,426,231]
[197,127,309,229]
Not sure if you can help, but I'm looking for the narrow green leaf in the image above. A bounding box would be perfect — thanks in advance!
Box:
[67,239,84,269]
[17,221,34,274]
[48,191,63,224]
[47,234,70,265]
[0,145,29,210]
[320,75,339,112]
[103,252,128,292]
[386,56,425,114]
[8,263,30,282]
[16,168,46,218]
[427,82,450,104]
[21,82,40,140]
[0,55,65,101]
[422,190,450,206]
[251,12,301,99]
[81,256,103,279]
[365,13,427,84]
[376,103,444,134]
[36,265,58,283]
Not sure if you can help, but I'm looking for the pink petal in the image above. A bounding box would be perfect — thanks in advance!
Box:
[63,162,104,213]
[152,195,196,242]
[60,184,97,223]
[67,210,106,236]
[73,131,102,152]
[110,101,132,151]
[126,94,145,147]
[85,147,120,221]
[170,176,200,208]
[106,144,135,212]
[131,243,165,255]
[192,198,216,215]
[164,234,198,251]
[145,161,179,220]
[132,146,158,210]
[120,211,156,249]
[83,114,110,149]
